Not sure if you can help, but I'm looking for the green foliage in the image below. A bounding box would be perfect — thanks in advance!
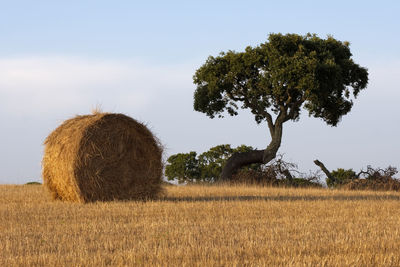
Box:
[193,33,368,126]
[25,182,41,185]
[25,181,41,185]
[327,168,357,187]
[165,145,258,183]
[165,152,200,184]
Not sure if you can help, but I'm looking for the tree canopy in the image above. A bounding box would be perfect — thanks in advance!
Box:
[194,33,368,126]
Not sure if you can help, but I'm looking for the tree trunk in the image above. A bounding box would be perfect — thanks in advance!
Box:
[220,149,264,180]
[220,121,283,180]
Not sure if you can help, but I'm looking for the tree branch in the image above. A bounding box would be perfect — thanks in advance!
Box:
[356,170,369,178]
[240,95,275,136]
[276,157,294,181]
[264,111,275,136]
[226,91,245,101]
[313,159,335,182]
[275,106,287,126]
[283,95,304,122]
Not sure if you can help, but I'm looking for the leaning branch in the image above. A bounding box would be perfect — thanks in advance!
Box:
[313,159,335,182]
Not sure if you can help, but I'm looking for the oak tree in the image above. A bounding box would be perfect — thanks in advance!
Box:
[193,33,368,179]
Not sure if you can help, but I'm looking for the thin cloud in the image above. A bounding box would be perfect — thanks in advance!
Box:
[0,56,193,115]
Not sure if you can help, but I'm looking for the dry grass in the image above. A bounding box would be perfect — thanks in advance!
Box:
[1,184,400,266]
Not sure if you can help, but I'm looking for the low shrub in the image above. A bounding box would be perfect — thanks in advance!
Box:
[342,166,400,191]
[25,182,41,185]
[327,168,357,188]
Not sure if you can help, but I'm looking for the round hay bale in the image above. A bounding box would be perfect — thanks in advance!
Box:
[42,113,163,203]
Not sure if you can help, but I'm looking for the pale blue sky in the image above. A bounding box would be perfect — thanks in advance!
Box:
[0,1,399,183]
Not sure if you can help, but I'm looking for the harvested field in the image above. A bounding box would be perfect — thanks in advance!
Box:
[1,184,400,266]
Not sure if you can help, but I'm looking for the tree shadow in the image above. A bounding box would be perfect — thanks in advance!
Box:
[160,194,400,202]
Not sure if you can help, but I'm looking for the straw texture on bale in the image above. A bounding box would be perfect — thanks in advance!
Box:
[42,113,163,203]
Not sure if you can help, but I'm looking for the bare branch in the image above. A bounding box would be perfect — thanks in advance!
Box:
[356,170,369,178]
[313,159,336,182]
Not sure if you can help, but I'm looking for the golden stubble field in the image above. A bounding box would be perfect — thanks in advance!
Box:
[1,184,400,266]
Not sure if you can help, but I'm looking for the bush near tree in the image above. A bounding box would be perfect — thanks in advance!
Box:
[165,145,322,187]
[165,144,259,183]
[314,160,400,190]
[326,168,357,187]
